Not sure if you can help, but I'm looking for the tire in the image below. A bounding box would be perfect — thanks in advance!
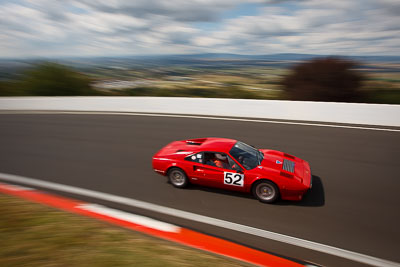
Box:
[167,168,189,188]
[252,180,279,203]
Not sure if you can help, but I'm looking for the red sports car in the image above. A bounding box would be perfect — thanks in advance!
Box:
[152,138,312,203]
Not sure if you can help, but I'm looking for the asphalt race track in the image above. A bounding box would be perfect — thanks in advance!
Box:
[0,113,399,266]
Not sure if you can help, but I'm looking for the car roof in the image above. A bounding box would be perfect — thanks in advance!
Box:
[185,137,237,153]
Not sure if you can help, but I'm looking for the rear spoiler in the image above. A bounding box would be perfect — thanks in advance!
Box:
[185,138,208,146]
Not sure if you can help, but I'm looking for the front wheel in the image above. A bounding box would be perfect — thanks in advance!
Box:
[252,180,279,203]
[168,168,189,188]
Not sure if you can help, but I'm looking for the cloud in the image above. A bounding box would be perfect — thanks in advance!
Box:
[0,0,399,57]
[73,0,242,22]
[188,0,400,55]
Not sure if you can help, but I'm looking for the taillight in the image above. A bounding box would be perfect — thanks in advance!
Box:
[284,153,295,159]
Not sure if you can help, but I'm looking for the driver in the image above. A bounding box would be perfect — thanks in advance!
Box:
[213,153,231,169]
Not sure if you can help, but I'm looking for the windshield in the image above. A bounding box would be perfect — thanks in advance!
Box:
[229,141,263,170]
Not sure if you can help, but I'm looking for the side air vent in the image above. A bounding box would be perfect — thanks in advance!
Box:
[283,159,295,173]
[280,171,294,178]
[284,153,295,159]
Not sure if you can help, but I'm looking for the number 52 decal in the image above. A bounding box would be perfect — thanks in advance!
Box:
[224,172,244,187]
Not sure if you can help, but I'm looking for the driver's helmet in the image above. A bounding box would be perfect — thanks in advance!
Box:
[215,153,227,161]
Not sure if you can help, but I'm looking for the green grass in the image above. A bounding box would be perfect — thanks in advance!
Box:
[0,194,252,267]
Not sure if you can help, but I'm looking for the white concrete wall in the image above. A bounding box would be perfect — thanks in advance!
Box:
[0,96,399,127]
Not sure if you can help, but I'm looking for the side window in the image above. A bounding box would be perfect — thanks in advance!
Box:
[204,152,237,170]
[227,155,242,172]
[185,152,203,164]
[204,152,217,167]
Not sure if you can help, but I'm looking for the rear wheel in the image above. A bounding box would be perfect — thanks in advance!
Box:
[168,168,189,188]
[252,180,279,203]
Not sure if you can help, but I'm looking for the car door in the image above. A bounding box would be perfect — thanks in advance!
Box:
[221,155,246,192]
[201,152,246,191]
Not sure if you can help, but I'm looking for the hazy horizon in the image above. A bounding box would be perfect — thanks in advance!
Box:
[1,53,400,62]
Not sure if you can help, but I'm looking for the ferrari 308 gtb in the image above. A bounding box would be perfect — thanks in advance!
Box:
[152,138,312,203]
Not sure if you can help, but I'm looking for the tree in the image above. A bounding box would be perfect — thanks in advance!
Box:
[20,62,94,96]
[282,57,363,102]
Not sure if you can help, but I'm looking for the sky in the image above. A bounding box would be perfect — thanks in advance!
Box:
[0,0,399,58]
